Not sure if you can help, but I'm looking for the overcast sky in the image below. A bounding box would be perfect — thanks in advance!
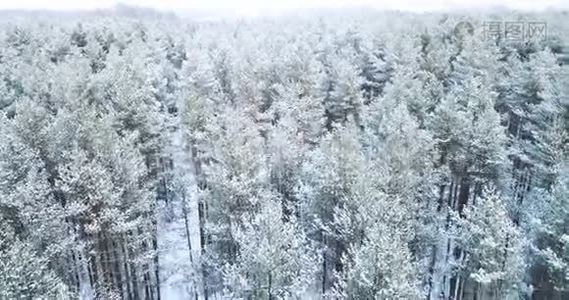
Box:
[0,0,567,15]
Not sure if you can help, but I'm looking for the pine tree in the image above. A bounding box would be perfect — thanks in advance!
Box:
[297,122,366,292]
[223,196,319,299]
[0,239,67,298]
[426,37,510,299]
[337,221,422,300]
[201,106,268,293]
[453,186,526,299]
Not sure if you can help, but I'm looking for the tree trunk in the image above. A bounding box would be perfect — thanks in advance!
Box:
[321,232,328,294]
[152,219,161,300]
[268,272,272,300]
[119,237,132,300]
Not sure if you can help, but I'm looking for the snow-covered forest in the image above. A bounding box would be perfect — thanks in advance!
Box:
[0,8,568,300]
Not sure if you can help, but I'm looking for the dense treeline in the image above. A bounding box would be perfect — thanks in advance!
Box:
[0,10,568,300]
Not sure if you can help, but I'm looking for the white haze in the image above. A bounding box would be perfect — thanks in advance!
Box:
[0,0,567,16]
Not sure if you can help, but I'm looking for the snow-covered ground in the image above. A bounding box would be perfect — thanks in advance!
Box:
[157,201,195,299]
[158,107,204,299]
